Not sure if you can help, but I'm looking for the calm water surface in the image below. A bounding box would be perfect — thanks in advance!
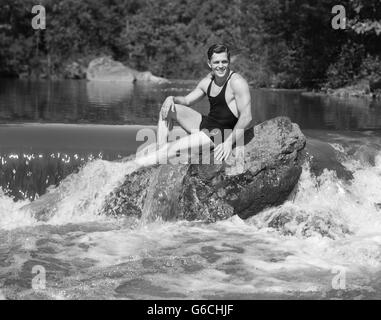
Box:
[1,78,381,129]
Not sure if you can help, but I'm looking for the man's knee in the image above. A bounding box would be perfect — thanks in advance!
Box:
[172,104,193,122]
[165,104,179,121]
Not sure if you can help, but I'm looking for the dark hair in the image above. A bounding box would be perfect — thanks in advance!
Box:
[207,44,230,61]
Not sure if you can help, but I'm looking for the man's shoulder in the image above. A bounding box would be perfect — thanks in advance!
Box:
[202,72,214,82]
[230,72,249,90]
[197,73,213,90]
[231,72,247,84]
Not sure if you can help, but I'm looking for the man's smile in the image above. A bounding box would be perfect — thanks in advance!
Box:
[216,68,227,75]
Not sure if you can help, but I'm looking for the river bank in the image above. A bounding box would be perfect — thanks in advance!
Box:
[9,59,381,102]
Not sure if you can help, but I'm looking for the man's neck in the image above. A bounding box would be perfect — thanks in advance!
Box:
[213,70,231,86]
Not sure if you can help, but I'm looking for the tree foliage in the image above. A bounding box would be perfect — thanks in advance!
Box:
[0,0,379,88]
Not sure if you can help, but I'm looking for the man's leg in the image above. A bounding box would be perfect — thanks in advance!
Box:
[157,114,172,147]
[136,131,213,168]
[157,104,202,147]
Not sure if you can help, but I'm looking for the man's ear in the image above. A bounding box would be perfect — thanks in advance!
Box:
[207,60,212,69]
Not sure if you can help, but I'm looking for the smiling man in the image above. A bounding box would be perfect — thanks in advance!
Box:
[135,44,252,167]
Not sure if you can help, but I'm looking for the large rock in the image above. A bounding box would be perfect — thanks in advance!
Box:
[86,56,169,84]
[103,116,306,222]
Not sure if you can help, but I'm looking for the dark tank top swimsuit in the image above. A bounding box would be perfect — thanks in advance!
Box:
[199,72,238,143]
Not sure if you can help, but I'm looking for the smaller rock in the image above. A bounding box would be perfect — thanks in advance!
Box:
[259,207,352,239]
[86,56,169,84]
[329,80,372,98]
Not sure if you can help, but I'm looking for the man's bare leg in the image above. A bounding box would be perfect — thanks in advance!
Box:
[135,131,213,168]
[157,104,202,147]
[157,115,172,147]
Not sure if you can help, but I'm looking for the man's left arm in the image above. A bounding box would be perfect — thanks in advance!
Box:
[214,76,252,161]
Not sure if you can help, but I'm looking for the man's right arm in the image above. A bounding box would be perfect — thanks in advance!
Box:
[161,77,209,119]
[173,82,206,106]
[172,76,210,106]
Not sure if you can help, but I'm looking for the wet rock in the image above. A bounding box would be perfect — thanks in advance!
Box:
[260,207,352,239]
[86,56,169,84]
[103,117,306,221]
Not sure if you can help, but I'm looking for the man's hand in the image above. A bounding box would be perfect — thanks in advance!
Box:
[214,141,233,162]
[161,96,175,120]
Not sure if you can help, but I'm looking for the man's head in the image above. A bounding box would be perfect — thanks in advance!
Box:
[207,44,230,79]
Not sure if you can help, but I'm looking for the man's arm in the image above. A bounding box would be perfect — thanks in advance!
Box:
[173,82,206,106]
[161,77,210,119]
[215,75,253,161]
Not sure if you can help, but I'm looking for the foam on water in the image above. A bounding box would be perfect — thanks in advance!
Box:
[46,159,137,224]
[2,137,381,298]
[245,146,381,270]
[0,191,33,229]
[47,142,381,296]
[0,159,138,229]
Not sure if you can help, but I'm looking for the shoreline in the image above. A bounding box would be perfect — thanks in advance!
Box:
[1,77,380,103]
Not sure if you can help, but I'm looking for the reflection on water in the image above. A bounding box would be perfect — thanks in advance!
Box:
[86,81,134,106]
[0,80,164,125]
[253,89,381,130]
[1,79,381,130]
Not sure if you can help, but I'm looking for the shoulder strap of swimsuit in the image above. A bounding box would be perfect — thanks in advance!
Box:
[225,72,235,85]
[221,72,235,93]
[221,71,235,88]
[207,72,234,96]
[207,76,214,97]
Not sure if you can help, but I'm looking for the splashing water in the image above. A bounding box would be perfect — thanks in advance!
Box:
[0,190,33,229]
[1,136,381,299]
[0,159,139,229]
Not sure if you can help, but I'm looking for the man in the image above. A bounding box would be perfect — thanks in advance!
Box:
[135,44,252,167]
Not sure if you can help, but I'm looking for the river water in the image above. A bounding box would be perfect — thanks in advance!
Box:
[0,79,381,299]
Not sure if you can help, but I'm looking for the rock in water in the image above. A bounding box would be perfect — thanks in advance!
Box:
[103,117,306,221]
[86,56,169,83]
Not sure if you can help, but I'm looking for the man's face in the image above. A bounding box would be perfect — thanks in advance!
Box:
[208,52,230,78]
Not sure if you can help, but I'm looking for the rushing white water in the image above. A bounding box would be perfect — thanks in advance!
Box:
[46,146,381,298]
[0,191,33,229]
[0,159,138,230]
[1,135,381,299]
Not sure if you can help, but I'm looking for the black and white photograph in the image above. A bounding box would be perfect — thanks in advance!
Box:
[0,0,381,303]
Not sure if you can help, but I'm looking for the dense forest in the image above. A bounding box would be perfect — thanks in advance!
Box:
[0,0,380,89]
